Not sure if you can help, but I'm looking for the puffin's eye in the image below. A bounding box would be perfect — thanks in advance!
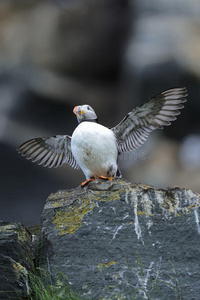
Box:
[87,106,90,110]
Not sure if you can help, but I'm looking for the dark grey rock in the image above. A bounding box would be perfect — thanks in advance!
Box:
[0,222,34,299]
[39,178,200,299]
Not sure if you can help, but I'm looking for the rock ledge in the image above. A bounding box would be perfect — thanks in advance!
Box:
[40,178,200,299]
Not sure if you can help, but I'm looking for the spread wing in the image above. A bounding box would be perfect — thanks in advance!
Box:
[112,87,187,153]
[17,135,79,169]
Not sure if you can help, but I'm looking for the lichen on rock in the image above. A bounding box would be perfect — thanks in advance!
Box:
[52,197,95,235]
[0,222,34,299]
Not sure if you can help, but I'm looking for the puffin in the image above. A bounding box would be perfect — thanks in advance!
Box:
[17,87,187,186]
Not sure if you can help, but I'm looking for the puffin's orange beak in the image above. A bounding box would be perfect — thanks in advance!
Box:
[73,106,84,118]
[73,106,79,116]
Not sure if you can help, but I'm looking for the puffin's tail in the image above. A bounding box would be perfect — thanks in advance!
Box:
[116,167,122,178]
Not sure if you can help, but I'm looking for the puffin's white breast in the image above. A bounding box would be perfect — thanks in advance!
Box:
[71,122,118,179]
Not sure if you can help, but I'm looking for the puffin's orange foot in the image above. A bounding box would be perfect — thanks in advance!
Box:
[98,176,108,180]
[81,178,95,187]
[98,176,113,181]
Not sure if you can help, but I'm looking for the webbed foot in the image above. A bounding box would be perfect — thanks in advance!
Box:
[81,178,95,186]
[98,176,113,181]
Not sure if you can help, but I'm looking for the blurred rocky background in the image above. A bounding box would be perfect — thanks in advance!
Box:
[0,0,200,225]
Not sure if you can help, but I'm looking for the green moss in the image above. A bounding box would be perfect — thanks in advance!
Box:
[52,198,95,235]
[49,190,74,202]
[15,226,29,242]
[51,189,121,236]
[13,262,25,272]
[0,224,14,232]
[137,211,153,217]
[176,202,200,217]
[13,262,28,279]
[0,223,28,242]
[88,190,121,202]
[52,199,65,208]
[97,261,117,270]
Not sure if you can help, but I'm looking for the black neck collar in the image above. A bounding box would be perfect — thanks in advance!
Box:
[79,118,98,124]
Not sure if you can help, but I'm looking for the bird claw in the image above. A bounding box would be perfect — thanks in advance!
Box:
[81,176,113,187]
[98,176,107,180]
[81,178,95,186]
[98,176,113,181]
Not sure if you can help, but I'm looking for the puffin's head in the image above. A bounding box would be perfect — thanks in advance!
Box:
[73,105,97,123]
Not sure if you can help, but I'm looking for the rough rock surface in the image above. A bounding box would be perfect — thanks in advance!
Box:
[0,222,34,299]
[40,178,200,299]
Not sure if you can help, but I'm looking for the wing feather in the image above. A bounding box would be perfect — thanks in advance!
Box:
[17,135,79,169]
[112,87,187,153]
